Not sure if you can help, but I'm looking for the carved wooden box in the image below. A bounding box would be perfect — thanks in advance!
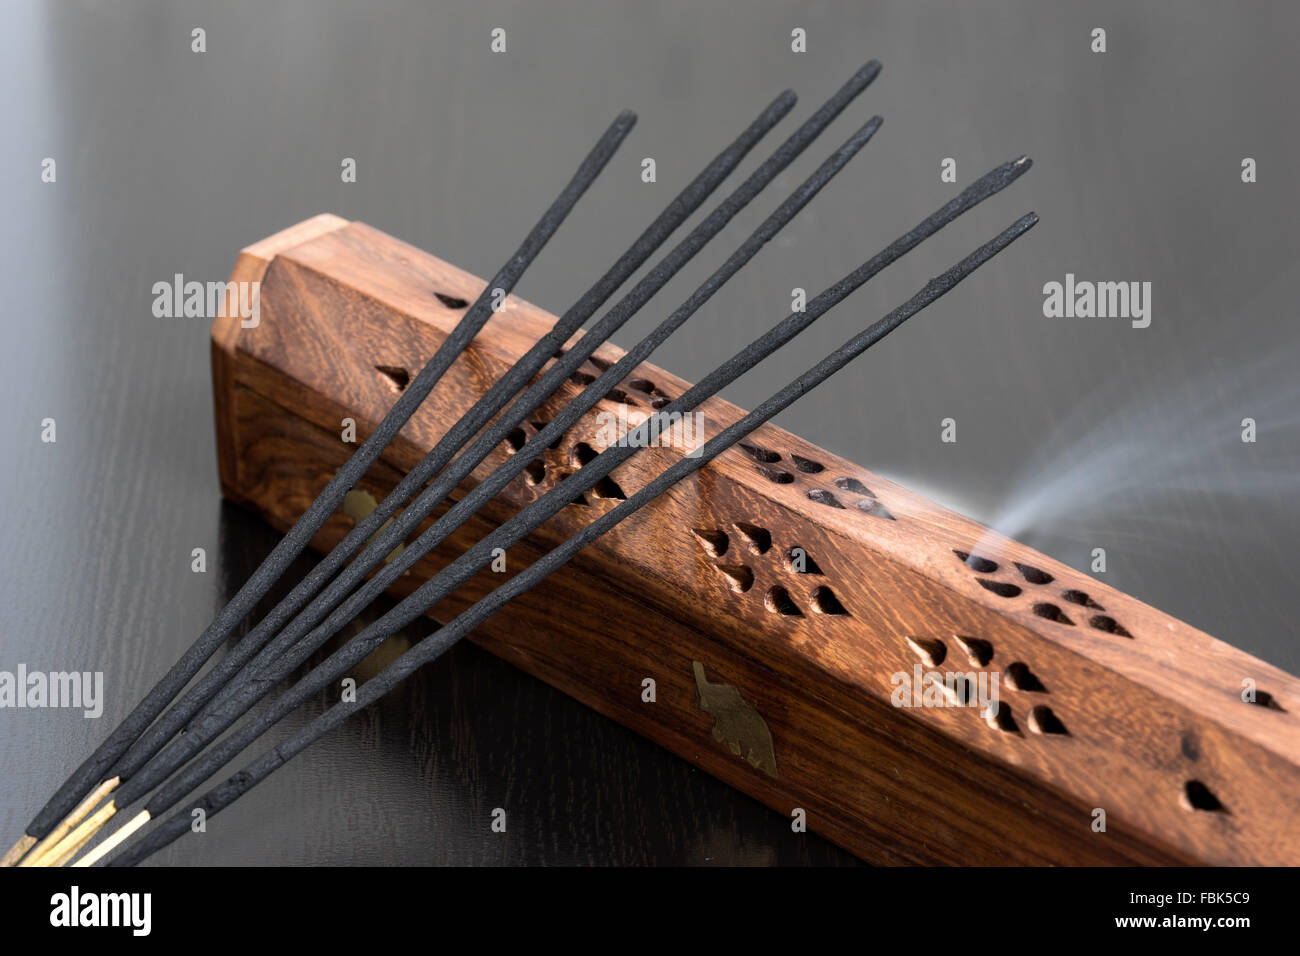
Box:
[211,215,1300,866]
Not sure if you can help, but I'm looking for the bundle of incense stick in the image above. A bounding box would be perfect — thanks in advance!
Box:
[82,66,881,811]
[5,105,640,869]
[4,59,1038,867]
[6,61,866,868]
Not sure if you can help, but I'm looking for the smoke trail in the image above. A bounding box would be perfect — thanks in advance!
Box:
[976,346,1299,550]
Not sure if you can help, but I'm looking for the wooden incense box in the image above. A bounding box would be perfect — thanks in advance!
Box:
[211,214,1300,866]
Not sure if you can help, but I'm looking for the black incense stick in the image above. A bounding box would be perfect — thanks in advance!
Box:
[92,88,802,793]
[102,211,1038,867]
[69,160,1030,866]
[102,114,890,824]
[106,66,879,784]
[201,149,1022,731]
[5,110,635,864]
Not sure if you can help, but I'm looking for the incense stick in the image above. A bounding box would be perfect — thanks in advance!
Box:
[25,65,888,867]
[102,211,1038,867]
[71,115,890,858]
[63,160,1030,868]
[16,778,118,868]
[73,812,149,869]
[98,67,880,796]
[1,112,636,866]
[60,86,801,822]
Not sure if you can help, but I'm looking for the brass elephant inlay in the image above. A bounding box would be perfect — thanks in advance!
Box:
[692,661,777,778]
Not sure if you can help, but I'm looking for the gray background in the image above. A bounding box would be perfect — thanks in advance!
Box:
[0,1,1296,865]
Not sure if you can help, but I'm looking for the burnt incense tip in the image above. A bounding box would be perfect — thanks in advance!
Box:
[843,117,883,149]
[969,156,1032,196]
[843,59,883,91]
[1002,156,1032,179]
[979,212,1039,255]
[987,212,1039,249]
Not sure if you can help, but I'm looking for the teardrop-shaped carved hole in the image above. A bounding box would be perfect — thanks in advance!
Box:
[783,546,822,575]
[434,292,469,309]
[809,586,848,615]
[714,564,754,594]
[755,464,795,484]
[1015,562,1054,585]
[571,442,599,467]
[1245,689,1285,712]
[791,454,824,474]
[588,356,615,372]
[834,476,873,496]
[1061,589,1104,609]
[906,636,946,667]
[569,492,589,507]
[987,703,1019,733]
[856,499,894,520]
[978,579,1021,598]
[1182,780,1226,812]
[955,635,993,667]
[765,586,802,616]
[505,427,527,453]
[953,550,998,573]
[570,371,596,387]
[733,522,772,556]
[1032,603,1074,626]
[627,377,658,394]
[739,442,781,463]
[1090,615,1132,638]
[1027,705,1068,735]
[592,476,626,500]
[806,488,844,509]
[375,365,410,392]
[1005,661,1046,693]
[606,388,636,406]
[691,528,729,558]
[651,397,671,410]
[523,460,546,486]
[926,674,970,706]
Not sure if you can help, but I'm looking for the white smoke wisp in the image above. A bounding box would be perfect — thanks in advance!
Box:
[990,356,1296,546]
[875,350,1299,562]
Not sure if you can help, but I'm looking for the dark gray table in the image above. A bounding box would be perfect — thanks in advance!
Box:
[1,1,1295,865]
